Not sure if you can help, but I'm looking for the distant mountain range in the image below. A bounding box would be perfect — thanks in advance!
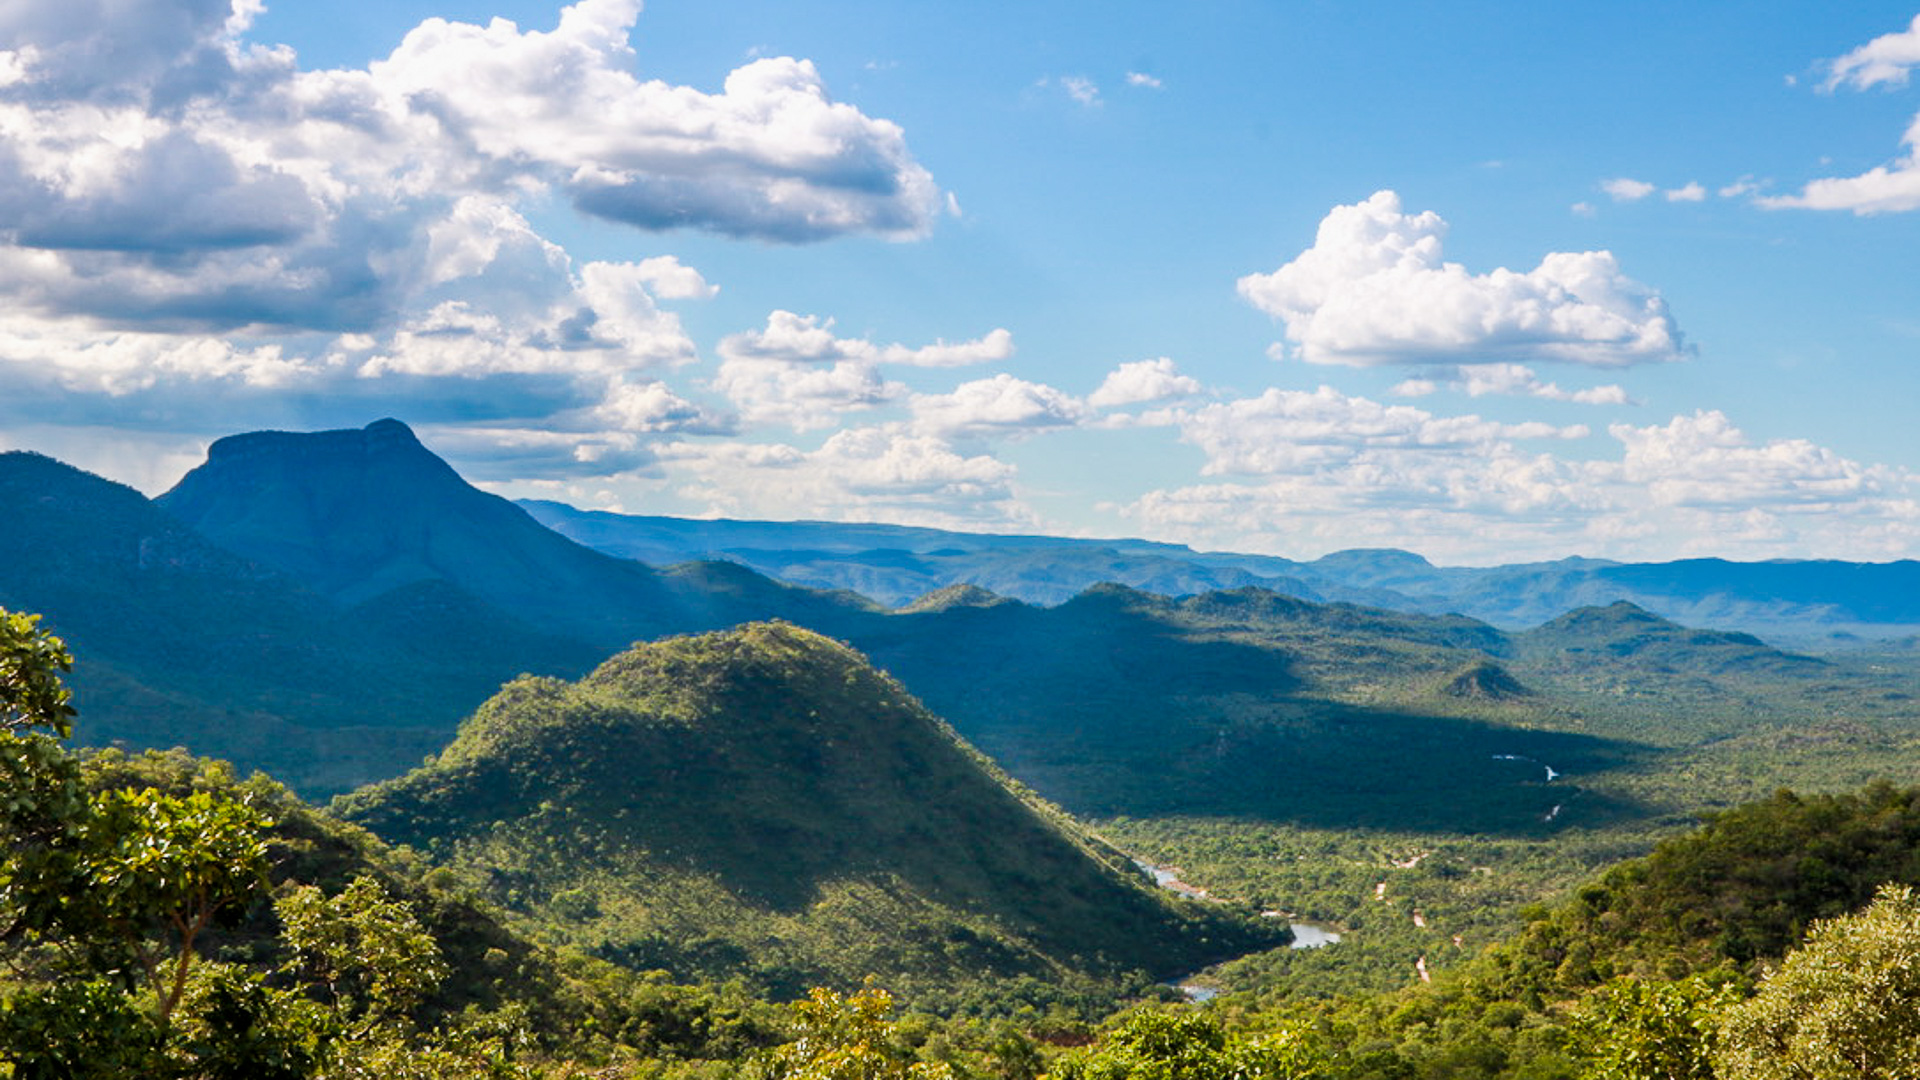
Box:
[9,418,1920,842]
[522,500,1920,645]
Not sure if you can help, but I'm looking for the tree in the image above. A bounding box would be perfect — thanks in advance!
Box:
[1716,883,1920,1079]
[764,984,953,1080]
[1571,974,1733,1080]
[0,609,74,737]
[1049,1007,1336,1080]
[276,873,449,1033]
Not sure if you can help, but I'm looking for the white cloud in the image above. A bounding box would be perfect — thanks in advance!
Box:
[1126,71,1163,89]
[1060,76,1101,106]
[1607,409,1885,508]
[627,256,718,300]
[1390,363,1631,405]
[1112,405,1920,564]
[1822,13,1920,92]
[710,351,900,432]
[710,311,1013,431]
[716,310,1010,368]
[1601,177,1656,201]
[658,423,1035,530]
[1088,358,1202,409]
[1171,386,1584,478]
[1764,19,1920,214]
[1760,113,1920,213]
[375,4,943,241]
[910,373,1086,438]
[1665,182,1707,202]
[0,0,943,337]
[1237,191,1689,369]
[590,378,733,435]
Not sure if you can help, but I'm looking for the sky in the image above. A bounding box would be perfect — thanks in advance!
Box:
[2,1,1920,565]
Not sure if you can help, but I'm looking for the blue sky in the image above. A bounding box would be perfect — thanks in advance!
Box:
[3,1,1920,564]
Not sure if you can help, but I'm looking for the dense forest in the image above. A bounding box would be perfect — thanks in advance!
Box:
[11,605,1920,1078]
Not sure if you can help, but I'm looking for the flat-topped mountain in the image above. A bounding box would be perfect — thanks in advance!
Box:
[337,622,1279,998]
[158,419,876,649]
[0,448,491,793]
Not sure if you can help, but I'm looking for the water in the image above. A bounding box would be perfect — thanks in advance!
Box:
[1286,921,1342,948]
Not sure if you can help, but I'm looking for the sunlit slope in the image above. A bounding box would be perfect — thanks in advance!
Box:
[337,622,1281,1000]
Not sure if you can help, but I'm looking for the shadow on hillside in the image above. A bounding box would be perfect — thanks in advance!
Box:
[960,699,1657,837]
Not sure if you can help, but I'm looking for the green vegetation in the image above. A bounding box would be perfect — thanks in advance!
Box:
[338,622,1282,1005]
[21,591,1920,1076]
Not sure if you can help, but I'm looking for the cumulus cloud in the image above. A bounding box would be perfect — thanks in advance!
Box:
[1389,363,1631,405]
[376,3,942,241]
[1822,13,1920,91]
[1237,191,1689,368]
[0,0,961,482]
[1126,71,1163,89]
[1111,404,1920,564]
[910,373,1086,439]
[0,0,943,336]
[1665,182,1707,202]
[1760,113,1920,213]
[1601,178,1657,201]
[1088,358,1203,409]
[711,311,1013,431]
[1607,410,1886,508]
[658,423,1034,530]
[1763,17,1920,214]
[1171,386,1584,478]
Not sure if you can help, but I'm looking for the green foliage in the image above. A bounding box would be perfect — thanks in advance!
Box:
[1569,976,1733,1080]
[1050,1008,1336,1080]
[0,979,168,1079]
[764,985,953,1080]
[1715,883,1920,1079]
[0,608,74,737]
[278,874,452,1028]
[74,786,272,1018]
[340,622,1281,1006]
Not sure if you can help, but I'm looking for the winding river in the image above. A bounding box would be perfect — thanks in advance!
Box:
[1134,859,1343,999]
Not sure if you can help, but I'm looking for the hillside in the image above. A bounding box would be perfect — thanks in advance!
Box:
[337,622,1282,1001]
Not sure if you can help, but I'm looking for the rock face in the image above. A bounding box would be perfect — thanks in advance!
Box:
[338,622,1279,997]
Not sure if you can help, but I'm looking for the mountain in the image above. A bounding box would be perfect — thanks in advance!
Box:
[0,448,503,794]
[1517,601,1830,679]
[158,419,875,649]
[336,622,1280,1001]
[521,501,1920,643]
[520,498,1331,608]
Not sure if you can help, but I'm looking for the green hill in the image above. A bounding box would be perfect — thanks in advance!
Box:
[337,622,1280,1002]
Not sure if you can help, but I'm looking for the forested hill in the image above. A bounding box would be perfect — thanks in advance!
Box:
[336,622,1282,1001]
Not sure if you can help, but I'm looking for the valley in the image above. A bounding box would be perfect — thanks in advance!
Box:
[9,419,1920,1076]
